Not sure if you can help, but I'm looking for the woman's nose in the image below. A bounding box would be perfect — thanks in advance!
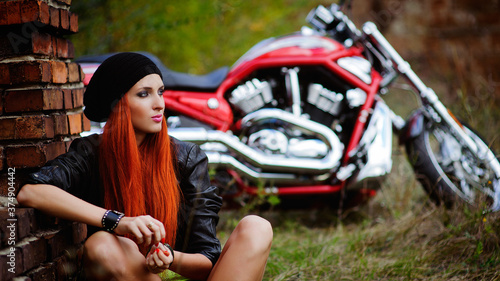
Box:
[154,92,165,110]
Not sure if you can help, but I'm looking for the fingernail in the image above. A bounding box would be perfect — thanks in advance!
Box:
[155,249,160,253]
[164,250,170,256]
[161,238,165,243]
[155,242,159,247]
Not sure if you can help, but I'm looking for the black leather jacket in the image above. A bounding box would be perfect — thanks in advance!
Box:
[24,134,222,265]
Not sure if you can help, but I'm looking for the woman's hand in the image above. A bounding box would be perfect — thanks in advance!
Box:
[113,215,166,246]
[146,243,174,274]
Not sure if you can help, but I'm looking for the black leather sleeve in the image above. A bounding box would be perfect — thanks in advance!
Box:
[21,134,101,205]
[173,138,223,266]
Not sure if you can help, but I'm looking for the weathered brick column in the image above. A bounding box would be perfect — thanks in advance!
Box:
[0,0,89,279]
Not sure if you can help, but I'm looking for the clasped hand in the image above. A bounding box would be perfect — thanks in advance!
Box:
[112,215,174,273]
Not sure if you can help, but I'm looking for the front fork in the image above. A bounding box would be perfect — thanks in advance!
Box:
[363,22,500,176]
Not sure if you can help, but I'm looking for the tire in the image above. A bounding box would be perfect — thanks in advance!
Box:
[405,119,500,211]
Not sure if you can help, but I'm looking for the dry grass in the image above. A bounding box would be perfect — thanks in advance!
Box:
[214,147,500,281]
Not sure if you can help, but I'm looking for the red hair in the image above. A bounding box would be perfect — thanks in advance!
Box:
[99,96,180,246]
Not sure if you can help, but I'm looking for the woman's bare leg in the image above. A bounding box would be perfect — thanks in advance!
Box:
[83,231,161,281]
[208,215,273,281]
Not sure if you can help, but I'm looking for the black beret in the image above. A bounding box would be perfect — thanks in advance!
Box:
[83,52,162,122]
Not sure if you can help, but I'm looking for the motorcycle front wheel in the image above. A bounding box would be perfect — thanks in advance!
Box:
[406,119,500,211]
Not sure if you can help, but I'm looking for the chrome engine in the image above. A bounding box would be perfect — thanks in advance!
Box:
[169,63,393,189]
[169,108,344,185]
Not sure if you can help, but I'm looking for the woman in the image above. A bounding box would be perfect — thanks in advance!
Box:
[17,52,273,281]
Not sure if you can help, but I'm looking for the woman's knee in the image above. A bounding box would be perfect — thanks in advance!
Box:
[83,231,134,278]
[85,231,123,258]
[235,215,273,248]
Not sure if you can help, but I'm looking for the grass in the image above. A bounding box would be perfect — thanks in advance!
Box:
[213,146,500,281]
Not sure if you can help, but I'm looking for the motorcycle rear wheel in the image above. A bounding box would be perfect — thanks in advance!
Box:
[406,120,500,211]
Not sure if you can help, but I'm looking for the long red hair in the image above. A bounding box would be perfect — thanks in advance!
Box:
[99,96,180,246]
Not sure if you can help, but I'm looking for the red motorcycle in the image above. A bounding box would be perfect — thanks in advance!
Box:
[78,3,500,210]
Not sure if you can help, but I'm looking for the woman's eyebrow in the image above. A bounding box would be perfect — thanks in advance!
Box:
[136,85,163,91]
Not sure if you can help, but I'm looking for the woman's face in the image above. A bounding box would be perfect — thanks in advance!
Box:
[126,74,165,145]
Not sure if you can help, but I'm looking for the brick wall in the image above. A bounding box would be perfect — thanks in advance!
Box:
[0,0,89,280]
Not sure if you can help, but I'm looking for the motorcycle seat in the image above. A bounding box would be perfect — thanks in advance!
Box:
[75,52,228,92]
[161,66,228,92]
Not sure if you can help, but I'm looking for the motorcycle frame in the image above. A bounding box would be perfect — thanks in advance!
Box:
[164,35,385,196]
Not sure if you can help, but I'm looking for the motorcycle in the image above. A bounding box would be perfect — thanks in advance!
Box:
[77,3,500,211]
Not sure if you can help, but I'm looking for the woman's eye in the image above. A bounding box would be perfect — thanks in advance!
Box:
[158,89,164,96]
[137,91,148,97]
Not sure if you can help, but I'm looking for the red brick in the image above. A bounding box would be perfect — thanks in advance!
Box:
[6,1,21,25]
[0,64,10,85]
[20,61,52,83]
[62,88,72,109]
[5,141,66,168]
[0,115,54,140]
[20,0,50,25]
[39,0,50,25]
[59,8,69,30]
[16,208,36,240]
[82,114,91,132]
[19,236,48,272]
[43,89,64,110]
[4,90,42,113]
[0,146,4,171]
[31,32,53,56]
[49,6,59,28]
[44,227,73,259]
[69,11,78,33]
[4,89,63,113]
[0,2,8,25]
[67,62,80,82]
[0,117,16,140]
[72,222,87,245]
[67,40,75,59]
[21,0,41,23]
[2,61,52,85]
[56,37,68,58]
[72,88,84,107]
[0,30,54,57]
[5,145,45,167]
[0,91,4,116]
[67,113,82,135]
[50,61,67,83]
[52,113,68,135]
[51,33,57,57]
[48,141,67,159]
[15,115,54,139]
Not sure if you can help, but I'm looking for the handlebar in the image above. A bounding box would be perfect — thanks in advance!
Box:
[306,4,361,47]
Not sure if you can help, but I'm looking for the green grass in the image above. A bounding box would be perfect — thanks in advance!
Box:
[213,148,500,281]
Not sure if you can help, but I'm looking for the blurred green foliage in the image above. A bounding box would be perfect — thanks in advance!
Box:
[72,0,329,74]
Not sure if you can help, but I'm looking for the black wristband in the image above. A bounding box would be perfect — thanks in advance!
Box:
[102,210,125,232]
